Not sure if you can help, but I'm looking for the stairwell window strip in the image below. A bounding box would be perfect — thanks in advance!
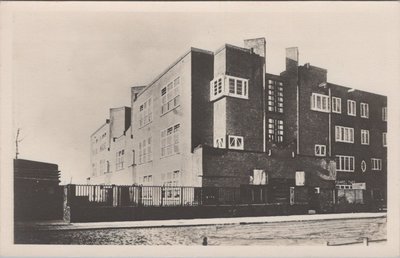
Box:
[361,129,370,145]
[268,118,284,143]
[383,132,387,147]
[315,144,326,156]
[161,77,180,115]
[360,103,369,118]
[311,93,330,112]
[382,107,387,121]
[267,80,284,113]
[139,98,153,127]
[210,75,249,101]
[335,126,354,143]
[228,135,244,150]
[347,100,356,116]
[161,124,180,158]
[332,97,341,113]
[371,158,382,171]
[336,155,355,172]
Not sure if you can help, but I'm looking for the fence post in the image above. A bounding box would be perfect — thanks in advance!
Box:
[138,186,142,207]
[160,186,164,207]
[181,187,184,206]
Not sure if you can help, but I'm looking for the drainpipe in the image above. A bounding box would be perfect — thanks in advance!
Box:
[296,70,300,155]
[328,87,332,156]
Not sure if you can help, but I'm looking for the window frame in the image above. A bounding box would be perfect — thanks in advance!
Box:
[382,107,387,121]
[360,129,370,145]
[332,97,341,114]
[311,93,330,113]
[139,97,153,128]
[336,155,355,172]
[335,125,354,143]
[314,144,326,157]
[383,132,387,147]
[371,158,382,171]
[347,100,356,116]
[116,149,125,171]
[360,102,369,118]
[228,135,244,150]
[210,75,249,101]
[267,80,284,113]
[160,123,180,158]
[161,77,180,115]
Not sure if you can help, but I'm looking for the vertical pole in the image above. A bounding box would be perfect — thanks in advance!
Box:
[181,187,184,206]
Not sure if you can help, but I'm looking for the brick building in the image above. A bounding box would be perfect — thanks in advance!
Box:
[89,37,387,206]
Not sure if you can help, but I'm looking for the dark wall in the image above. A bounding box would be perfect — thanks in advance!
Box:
[191,51,214,150]
[224,46,264,152]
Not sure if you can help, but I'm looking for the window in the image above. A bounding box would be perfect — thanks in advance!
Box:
[371,158,382,171]
[210,75,249,101]
[336,155,355,172]
[335,126,354,143]
[347,100,356,116]
[315,144,326,156]
[267,118,284,143]
[161,77,180,115]
[361,160,367,172]
[332,97,341,113]
[139,98,152,127]
[360,103,369,118]
[214,137,225,148]
[295,171,305,186]
[382,107,387,121]
[361,129,370,145]
[383,132,387,147]
[228,135,244,150]
[138,137,152,164]
[100,159,106,174]
[311,93,330,112]
[267,80,284,113]
[116,149,124,170]
[161,124,180,157]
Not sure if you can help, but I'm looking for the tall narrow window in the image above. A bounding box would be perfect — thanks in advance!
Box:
[267,118,284,143]
[138,137,152,164]
[360,103,369,118]
[267,80,284,113]
[382,107,387,121]
[361,129,370,145]
[161,77,180,115]
[161,124,180,157]
[116,149,124,170]
[332,97,341,113]
[383,132,387,147]
[347,100,356,116]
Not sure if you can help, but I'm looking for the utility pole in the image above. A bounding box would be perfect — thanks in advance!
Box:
[15,128,22,159]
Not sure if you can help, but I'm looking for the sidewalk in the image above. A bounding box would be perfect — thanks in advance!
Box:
[15,212,386,231]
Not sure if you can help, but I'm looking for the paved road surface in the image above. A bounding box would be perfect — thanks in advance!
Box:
[15,217,386,245]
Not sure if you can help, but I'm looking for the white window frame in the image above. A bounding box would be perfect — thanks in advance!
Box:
[228,135,244,150]
[382,107,387,121]
[267,80,284,113]
[311,93,330,113]
[336,155,355,172]
[268,118,284,143]
[214,137,225,149]
[360,129,370,145]
[314,144,326,156]
[347,100,356,116]
[360,103,369,118]
[383,132,387,147]
[335,126,354,143]
[161,123,180,158]
[361,160,367,172]
[139,97,153,128]
[161,77,180,115]
[371,158,382,171]
[332,97,341,114]
[210,75,249,101]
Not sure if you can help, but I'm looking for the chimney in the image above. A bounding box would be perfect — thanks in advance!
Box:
[286,47,299,72]
[244,38,266,58]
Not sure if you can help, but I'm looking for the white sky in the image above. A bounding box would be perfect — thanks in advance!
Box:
[3,2,400,184]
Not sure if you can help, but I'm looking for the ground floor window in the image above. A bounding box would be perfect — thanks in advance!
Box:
[228,135,244,150]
